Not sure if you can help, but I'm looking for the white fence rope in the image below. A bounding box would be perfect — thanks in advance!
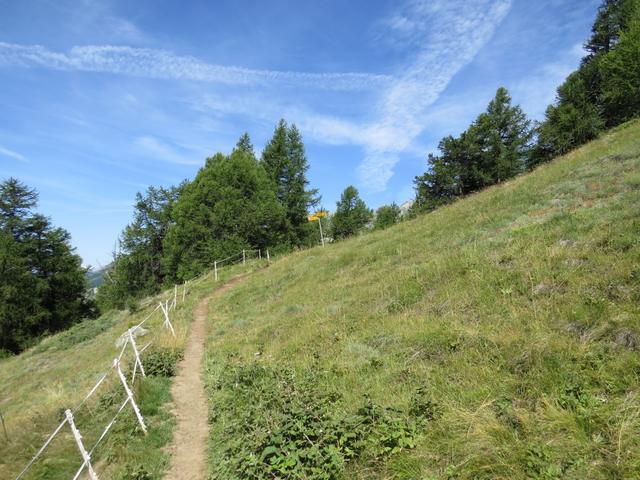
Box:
[114,359,147,434]
[71,397,128,480]
[14,417,68,480]
[72,371,110,413]
[14,295,176,479]
[14,247,260,480]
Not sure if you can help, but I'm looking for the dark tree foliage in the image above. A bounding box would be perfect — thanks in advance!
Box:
[97,126,320,308]
[0,178,94,354]
[600,18,640,124]
[261,120,320,247]
[531,0,640,166]
[373,203,402,230]
[233,132,255,157]
[97,184,183,309]
[530,68,605,167]
[585,0,633,57]
[162,149,286,280]
[331,186,372,239]
[414,88,532,212]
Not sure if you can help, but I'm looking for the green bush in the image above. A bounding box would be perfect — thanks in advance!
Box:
[208,363,435,479]
[141,347,183,377]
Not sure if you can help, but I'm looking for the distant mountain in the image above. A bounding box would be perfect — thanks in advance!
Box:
[399,199,414,215]
[85,264,110,289]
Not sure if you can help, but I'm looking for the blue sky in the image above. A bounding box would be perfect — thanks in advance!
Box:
[0,0,600,267]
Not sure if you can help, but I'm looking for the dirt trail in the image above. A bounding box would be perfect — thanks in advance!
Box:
[165,276,244,480]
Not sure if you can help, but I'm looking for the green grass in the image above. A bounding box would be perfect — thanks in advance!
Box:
[203,121,640,479]
[0,260,266,479]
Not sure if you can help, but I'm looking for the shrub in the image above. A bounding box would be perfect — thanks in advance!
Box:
[141,347,183,377]
[208,363,436,479]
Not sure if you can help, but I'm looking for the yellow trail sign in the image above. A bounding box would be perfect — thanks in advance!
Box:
[308,210,328,222]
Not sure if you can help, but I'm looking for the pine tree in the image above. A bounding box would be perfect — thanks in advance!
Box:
[373,203,401,230]
[285,124,320,244]
[531,0,640,165]
[585,0,630,57]
[162,150,286,280]
[530,70,604,167]
[414,88,532,213]
[98,184,184,309]
[600,16,640,124]
[471,87,532,185]
[331,186,372,239]
[261,119,319,247]
[234,132,255,157]
[0,178,93,353]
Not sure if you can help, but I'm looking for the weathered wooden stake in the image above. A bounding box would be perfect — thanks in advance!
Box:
[242,249,246,265]
[266,249,270,263]
[0,409,9,443]
[214,261,218,281]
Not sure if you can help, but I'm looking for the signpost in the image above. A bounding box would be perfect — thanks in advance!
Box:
[308,210,328,248]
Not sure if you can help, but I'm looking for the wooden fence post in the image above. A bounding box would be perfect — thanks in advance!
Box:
[0,409,8,443]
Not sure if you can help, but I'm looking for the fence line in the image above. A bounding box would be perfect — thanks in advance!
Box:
[214,248,268,281]
[15,247,266,479]
[14,281,187,480]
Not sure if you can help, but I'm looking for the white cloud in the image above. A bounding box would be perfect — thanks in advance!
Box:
[0,145,27,162]
[0,1,513,193]
[0,43,392,91]
[356,0,513,191]
[134,136,203,166]
[511,42,585,119]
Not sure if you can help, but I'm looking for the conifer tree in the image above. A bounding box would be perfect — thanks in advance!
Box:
[162,150,285,280]
[234,132,255,157]
[413,88,532,212]
[0,178,93,353]
[261,119,319,246]
[331,186,372,239]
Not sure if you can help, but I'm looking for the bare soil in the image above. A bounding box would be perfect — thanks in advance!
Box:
[165,277,244,479]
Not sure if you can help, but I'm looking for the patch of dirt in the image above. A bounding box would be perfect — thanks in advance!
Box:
[165,276,245,480]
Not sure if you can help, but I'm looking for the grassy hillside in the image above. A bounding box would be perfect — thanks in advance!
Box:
[203,121,640,479]
[0,262,262,479]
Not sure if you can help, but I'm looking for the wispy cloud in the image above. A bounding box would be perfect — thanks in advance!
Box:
[511,42,585,119]
[356,0,513,191]
[180,1,512,193]
[0,43,392,91]
[0,145,27,162]
[0,1,512,192]
[134,136,204,166]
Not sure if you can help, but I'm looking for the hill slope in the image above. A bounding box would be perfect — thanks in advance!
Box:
[203,121,640,479]
[0,262,260,479]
